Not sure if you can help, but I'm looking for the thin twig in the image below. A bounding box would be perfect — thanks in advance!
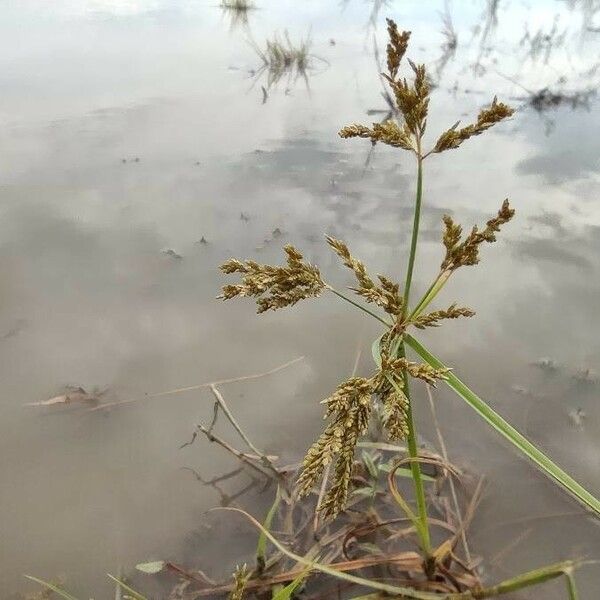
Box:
[182,465,244,486]
[426,384,472,564]
[87,356,305,412]
[209,384,282,480]
[184,423,272,479]
[182,466,256,507]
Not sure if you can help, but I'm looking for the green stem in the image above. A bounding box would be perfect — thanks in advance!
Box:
[397,152,431,557]
[409,269,452,321]
[402,155,424,314]
[326,285,391,327]
[399,342,432,556]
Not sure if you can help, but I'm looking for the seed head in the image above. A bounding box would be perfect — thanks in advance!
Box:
[432,97,515,154]
[339,120,414,152]
[380,382,410,440]
[378,354,450,387]
[219,245,325,313]
[296,377,374,518]
[441,199,515,271]
[385,19,411,79]
[411,304,475,330]
[384,60,430,136]
[327,237,404,316]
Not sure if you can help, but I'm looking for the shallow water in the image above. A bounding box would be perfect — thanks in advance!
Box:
[2,0,600,597]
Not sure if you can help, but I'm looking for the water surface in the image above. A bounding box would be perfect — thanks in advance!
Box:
[2,1,600,597]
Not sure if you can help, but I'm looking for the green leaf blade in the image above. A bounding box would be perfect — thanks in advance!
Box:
[405,334,600,517]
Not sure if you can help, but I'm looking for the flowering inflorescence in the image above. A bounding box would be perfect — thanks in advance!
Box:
[219,211,512,515]
[327,236,404,317]
[431,97,515,154]
[219,245,325,313]
[411,304,475,329]
[295,351,449,518]
[441,199,515,271]
[218,19,516,519]
[339,18,514,160]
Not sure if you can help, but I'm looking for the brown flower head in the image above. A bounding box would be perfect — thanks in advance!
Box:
[219,245,325,313]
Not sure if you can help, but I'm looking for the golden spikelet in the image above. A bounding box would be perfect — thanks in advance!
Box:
[383,60,430,136]
[339,120,414,151]
[432,97,515,154]
[380,355,450,387]
[380,382,410,440]
[326,236,404,316]
[385,18,411,79]
[339,20,513,160]
[441,199,515,271]
[295,352,450,517]
[339,19,431,152]
[296,377,373,518]
[229,564,249,600]
[411,304,475,329]
[219,245,325,313]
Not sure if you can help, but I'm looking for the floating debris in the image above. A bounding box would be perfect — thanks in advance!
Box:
[531,357,559,372]
[1,318,27,340]
[572,368,600,385]
[162,249,183,260]
[510,384,534,397]
[568,407,586,428]
[257,227,285,249]
[25,386,104,408]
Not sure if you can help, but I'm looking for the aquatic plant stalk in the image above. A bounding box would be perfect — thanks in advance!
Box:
[400,152,432,556]
[403,155,424,310]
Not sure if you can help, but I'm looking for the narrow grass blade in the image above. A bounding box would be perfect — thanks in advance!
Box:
[566,571,579,600]
[107,574,148,600]
[378,462,435,482]
[405,334,600,517]
[23,576,79,600]
[474,560,578,597]
[256,485,282,571]
[271,565,312,600]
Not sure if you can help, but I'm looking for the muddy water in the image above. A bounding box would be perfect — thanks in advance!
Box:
[2,1,600,597]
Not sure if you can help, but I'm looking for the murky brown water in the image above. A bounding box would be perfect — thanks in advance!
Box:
[2,1,600,597]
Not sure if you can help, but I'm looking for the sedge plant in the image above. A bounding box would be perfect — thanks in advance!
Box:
[220,19,598,595]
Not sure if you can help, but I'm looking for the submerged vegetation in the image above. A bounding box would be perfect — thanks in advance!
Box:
[220,0,256,30]
[249,31,325,91]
